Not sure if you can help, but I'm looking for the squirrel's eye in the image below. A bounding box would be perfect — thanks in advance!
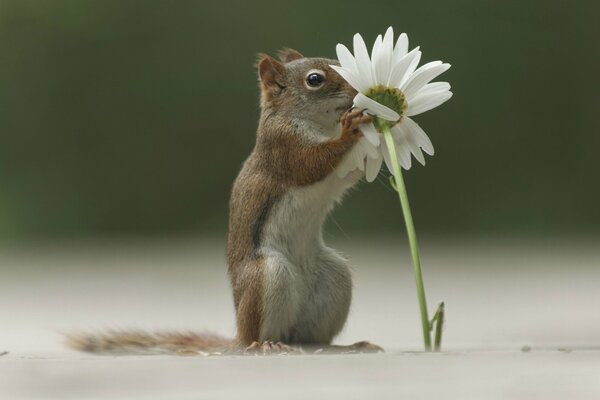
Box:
[306,72,325,88]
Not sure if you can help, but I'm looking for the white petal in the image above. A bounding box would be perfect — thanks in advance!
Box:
[379,128,408,172]
[398,50,422,88]
[407,91,453,116]
[417,81,451,96]
[353,93,400,122]
[336,150,356,178]
[353,33,374,87]
[401,146,413,170]
[371,35,382,64]
[398,141,412,170]
[373,27,394,85]
[397,122,426,165]
[335,137,382,179]
[392,32,408,63]
[362,139,381,158]
[360,121,380,146]
[330,65,368,93]
[381,139,393,173]
[391,125,412,170]
[403,117,434,155]
[352,148,365,171]
[387,47,421,88]
[371,35,385,85]
[359,135,380,159]
[382,28,395,60]
[407,133,426,166]
[336,156,360,178]
[357,137,380,160]
[350,143,365,172]
[335,43,357,71]
[365,152,383,182]
[402,62,451,100]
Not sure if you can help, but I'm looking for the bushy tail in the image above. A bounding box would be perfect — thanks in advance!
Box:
[66,330,234,355]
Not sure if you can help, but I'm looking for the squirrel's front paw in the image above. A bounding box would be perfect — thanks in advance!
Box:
[341,108,371,138]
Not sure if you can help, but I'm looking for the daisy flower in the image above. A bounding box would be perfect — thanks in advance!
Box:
[330,27,452,351]
[331,27,452,182]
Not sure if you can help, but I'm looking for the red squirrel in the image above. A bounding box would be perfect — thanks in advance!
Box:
[68,49,382,355]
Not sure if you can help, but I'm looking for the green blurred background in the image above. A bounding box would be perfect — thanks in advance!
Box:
[1,0,598,241]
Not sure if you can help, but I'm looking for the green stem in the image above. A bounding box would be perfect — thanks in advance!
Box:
[380,119,432,351]
[433,301,445,352]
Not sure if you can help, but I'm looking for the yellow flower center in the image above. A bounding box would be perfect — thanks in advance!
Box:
[365,85,407,126]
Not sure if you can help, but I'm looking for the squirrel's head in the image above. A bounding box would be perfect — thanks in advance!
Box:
[257,49,357,129]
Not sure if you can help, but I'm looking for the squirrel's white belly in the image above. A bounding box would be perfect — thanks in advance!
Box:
[260,124,364,263]
[261,168,358,265]
[258,166,360,343]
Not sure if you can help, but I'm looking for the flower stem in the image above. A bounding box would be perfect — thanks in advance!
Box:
[380,120,432,351]
[433,301,445,351]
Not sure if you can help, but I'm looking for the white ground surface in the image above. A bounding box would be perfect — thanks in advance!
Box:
[1,236,599,399]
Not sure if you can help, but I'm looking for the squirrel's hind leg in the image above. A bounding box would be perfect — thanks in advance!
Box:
[288,249,352,344]
[258,252,303,343]
[235,252,302,345]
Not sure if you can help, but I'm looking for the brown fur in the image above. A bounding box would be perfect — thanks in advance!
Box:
[227,51,360,345]
[67,330,232,355]
[257,54,286,99]
[278,48,304,63]
[66,50,369,355]
[234,257,265,344]
[66,330,382,355]
[227,130,358,344]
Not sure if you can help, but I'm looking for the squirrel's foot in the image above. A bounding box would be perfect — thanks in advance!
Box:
[309,341,384,354]
[244,341,302,355]
[341,108,372,137]
[349,341,384,353]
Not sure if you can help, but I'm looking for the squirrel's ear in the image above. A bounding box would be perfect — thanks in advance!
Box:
[278,48,304,63]
[257,54,285,96]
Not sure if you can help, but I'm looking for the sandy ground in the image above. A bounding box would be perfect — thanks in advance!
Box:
[1,236,599,399]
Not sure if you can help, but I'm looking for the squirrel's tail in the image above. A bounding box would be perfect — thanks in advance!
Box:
[66,330,235,355]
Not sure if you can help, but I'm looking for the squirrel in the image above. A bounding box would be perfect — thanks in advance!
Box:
[67,48,382,355]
